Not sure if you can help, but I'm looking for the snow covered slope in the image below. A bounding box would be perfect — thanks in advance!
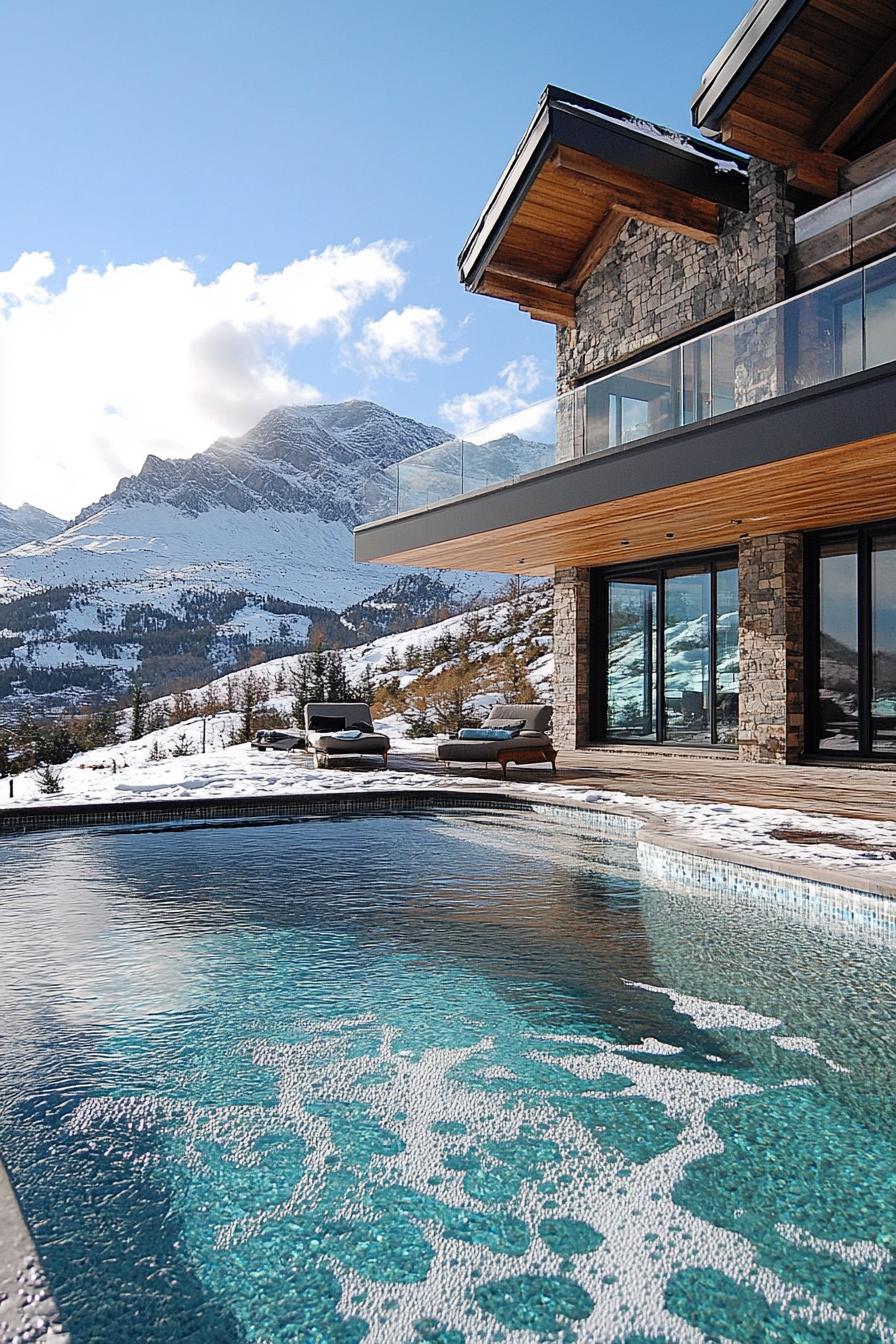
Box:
[0,501,66,553]
[0,400,511,715]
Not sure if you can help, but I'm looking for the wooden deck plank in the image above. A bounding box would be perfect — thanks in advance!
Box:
[395,748,896,823]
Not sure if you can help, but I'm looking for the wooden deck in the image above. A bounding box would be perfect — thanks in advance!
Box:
[396,746,896,824]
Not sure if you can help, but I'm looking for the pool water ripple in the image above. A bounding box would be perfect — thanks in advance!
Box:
[1,809,894,1343]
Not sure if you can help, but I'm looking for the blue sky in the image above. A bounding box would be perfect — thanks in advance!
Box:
[0,0,747,513]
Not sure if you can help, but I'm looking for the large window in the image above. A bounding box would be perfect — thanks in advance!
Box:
[596,552,739,747]
[809,524,896,757]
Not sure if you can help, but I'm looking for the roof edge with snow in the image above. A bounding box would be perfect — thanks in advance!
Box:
[458,85,749,299]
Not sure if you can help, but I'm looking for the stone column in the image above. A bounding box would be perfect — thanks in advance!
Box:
[738,533,804,762]
[553,567,591,749]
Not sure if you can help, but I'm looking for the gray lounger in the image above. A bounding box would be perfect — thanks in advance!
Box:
[304,701,390,769]
[437,703,556,777]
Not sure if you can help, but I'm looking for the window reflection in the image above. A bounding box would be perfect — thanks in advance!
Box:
[817,541,859,751]
[866,254,896,369]
[872,533,896,754]
[606,580,657,741]
[602,556,739,747]
[715,565,740,745]
[663,567,711,745]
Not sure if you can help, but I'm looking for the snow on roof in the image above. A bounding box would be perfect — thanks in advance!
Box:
[553,97,748,176]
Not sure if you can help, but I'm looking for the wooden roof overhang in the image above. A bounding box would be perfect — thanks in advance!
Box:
[692,0,896,197]
[458,87,749,326]
[355,362,896,574]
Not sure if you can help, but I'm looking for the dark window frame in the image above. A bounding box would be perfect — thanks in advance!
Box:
[590,546,739,749]
[805,520,896,761]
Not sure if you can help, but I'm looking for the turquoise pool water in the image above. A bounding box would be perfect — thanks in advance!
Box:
[0,808,894,1343]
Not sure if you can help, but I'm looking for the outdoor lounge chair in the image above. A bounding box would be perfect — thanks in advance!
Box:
[437,703,556,778]
[303,701,390,769]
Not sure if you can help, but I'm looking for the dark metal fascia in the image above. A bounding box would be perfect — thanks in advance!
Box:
[458,86,749,292]
[550,93,748,212]
[354,362,896,564]
[457,92,554,292]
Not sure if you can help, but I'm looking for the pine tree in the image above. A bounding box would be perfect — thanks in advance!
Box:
[232,670,264,744]
[357,664,376,708]
[37,762,63,795]
[325,651,354,702]
[129,677,146,740]
[289,657,311,725]
[308,648,328,702]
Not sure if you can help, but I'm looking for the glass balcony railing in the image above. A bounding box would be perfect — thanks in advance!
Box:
[362,396,564,522]
[361,251,896,524]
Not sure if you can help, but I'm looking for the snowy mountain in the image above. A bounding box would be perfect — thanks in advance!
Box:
[0,501,66,553]
[70,400,451,527]
[0,400,517,717]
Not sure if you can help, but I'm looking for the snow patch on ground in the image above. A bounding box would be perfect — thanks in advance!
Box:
[6,726,896,894]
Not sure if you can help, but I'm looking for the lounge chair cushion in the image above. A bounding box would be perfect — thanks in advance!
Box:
[305,701,379,731]
[309,731,390,755]
[457,727,516,741]
[308,713,346,732]
[484,703,552,733]
[437,732,552,763]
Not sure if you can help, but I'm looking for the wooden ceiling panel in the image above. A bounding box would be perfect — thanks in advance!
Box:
[366,434,896,575]
[462,87,745,325]
[709,0,896,193]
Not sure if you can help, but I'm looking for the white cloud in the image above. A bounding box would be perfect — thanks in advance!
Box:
[355,304,465,375]
[438,355,542,435]
[0,242,407,516]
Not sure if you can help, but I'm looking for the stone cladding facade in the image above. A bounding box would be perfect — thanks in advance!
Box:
[550,158,805,758]
[553,568,592,749]
[737,533,805,763]
[556,160,793,404]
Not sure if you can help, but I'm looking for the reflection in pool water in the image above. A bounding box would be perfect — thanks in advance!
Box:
[0,809,894,1342]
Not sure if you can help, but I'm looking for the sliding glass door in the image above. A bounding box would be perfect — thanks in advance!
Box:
[598,552,739,747]
[872,535,896,754]
[810,524,896,758]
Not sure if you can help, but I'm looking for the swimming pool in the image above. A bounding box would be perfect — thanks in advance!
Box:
[1,807,894,1342]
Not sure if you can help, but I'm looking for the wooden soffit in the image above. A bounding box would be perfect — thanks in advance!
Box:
[458,88,748,326]
[355,364,896,575]
[693,0,896,197]
[356,432,896,576]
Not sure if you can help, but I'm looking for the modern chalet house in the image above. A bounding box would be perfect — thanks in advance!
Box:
[356,0,896,766]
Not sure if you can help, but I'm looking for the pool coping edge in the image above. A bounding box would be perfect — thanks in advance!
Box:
[0,1156,69,1343]
[2,782,894,905]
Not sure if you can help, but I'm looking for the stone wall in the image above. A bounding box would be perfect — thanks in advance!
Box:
[553,568,591,749]
[550,159,800,755]
[738,533,804,763]
[555,160,793,456]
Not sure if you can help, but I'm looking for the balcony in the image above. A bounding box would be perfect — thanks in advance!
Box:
[362,398,561,522]
[364,252,896,530]
[357,252,896,573]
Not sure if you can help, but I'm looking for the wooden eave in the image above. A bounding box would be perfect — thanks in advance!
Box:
[693,0,896,197]
[354,362,896,575]
[356,432,896,575]
[457,88,748,326]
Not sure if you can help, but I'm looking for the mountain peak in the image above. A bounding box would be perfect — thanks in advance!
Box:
[73,399,451,528]
[0,500,66,553]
